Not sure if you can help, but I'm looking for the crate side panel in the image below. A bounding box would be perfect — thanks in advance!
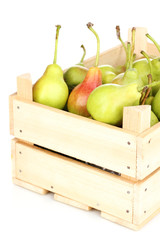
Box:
[9,93,17,135]
[137,123,160,179]
[15,142,134,222]
[133,168,160,225]
[12,98,137,178]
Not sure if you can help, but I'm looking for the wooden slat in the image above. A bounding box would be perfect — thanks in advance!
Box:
[133,168,160,225]
[102,206,160,231]
[12,96,138,178]
[13,178,48,195]
[54,193,92,211]
[136,122,160,179]
[9,93,17,135]
[15,141,134,222]
[11,138,19,178]
[101,211,140,231]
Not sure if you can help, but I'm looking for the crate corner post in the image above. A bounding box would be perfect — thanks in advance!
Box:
[17,73,33,101]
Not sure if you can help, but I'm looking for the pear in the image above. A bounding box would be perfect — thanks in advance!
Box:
[87,83,141,126]
[64,45,88,91]
[145,96,154,105]
[151,111,159,126]
[87,80,160,126]
[101,71,116,84]
[67,22,102,117]
[152,88,160,120]
[99,66,116,84]
[33,25,68,109]
[133,58,150,86]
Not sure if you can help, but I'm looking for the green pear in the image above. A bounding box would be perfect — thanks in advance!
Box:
[64,45,88,91]
[102,71,116,84]
[64,66,88,91]
[87,83,141,126]
[145,96,154,105]
[152,88,160,120]
[151,111,159,126]
[112,68,140,85]
[133,58,150,86]
[33,25,69,109]
[98,65,116,84]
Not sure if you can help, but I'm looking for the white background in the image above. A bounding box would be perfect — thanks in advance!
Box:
[1,0,160,239]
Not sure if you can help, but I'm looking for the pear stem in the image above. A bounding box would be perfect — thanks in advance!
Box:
[141,50,152,75]
[126,42,131,70]
[116,26,127,55]
[141,75,152,105]
[87,22,100,67]
[133,53,136,62]
[80,45,86,64]
[146,33,160,53]
[130,27,136,69]
[138,75,160,92]
[53,25,61,64]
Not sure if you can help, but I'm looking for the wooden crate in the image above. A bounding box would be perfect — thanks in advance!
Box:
[9,28,160,230]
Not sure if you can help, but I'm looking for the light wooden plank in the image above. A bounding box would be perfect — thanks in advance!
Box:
[102,207,160,231]
[133,168,160,225]
[54,193,92,211]
[101,211,140,231]
[12,96,138,178]
[123,105,151,134]
[128,27,148,59]
[17,73,32,100]
[83,44,126,68]
[11,138,19,178]
[15,141,134,222]
[13,178,48,195]
[9,93,17,135]
[136,122,160,179]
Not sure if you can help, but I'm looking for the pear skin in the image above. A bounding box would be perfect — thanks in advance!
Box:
[102,71,116,84]
[64,66,88,91]
[133,59,150,86]
[67,67,102,117]
[99,65,116,83]
[151,111,159,126]
[33,64,69,109]
[145,96,154,105]
[151,57,160,95]
[33,25,69,109]
[112,69,141,86]
[87,83,141,126]
[152,88,160,120]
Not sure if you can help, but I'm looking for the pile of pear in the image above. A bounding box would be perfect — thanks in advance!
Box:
[33,24,160,128]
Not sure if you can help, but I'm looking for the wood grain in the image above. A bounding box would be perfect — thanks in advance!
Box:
[12,96,138,178]
[15,141,134,222]
[54,193,92,211]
